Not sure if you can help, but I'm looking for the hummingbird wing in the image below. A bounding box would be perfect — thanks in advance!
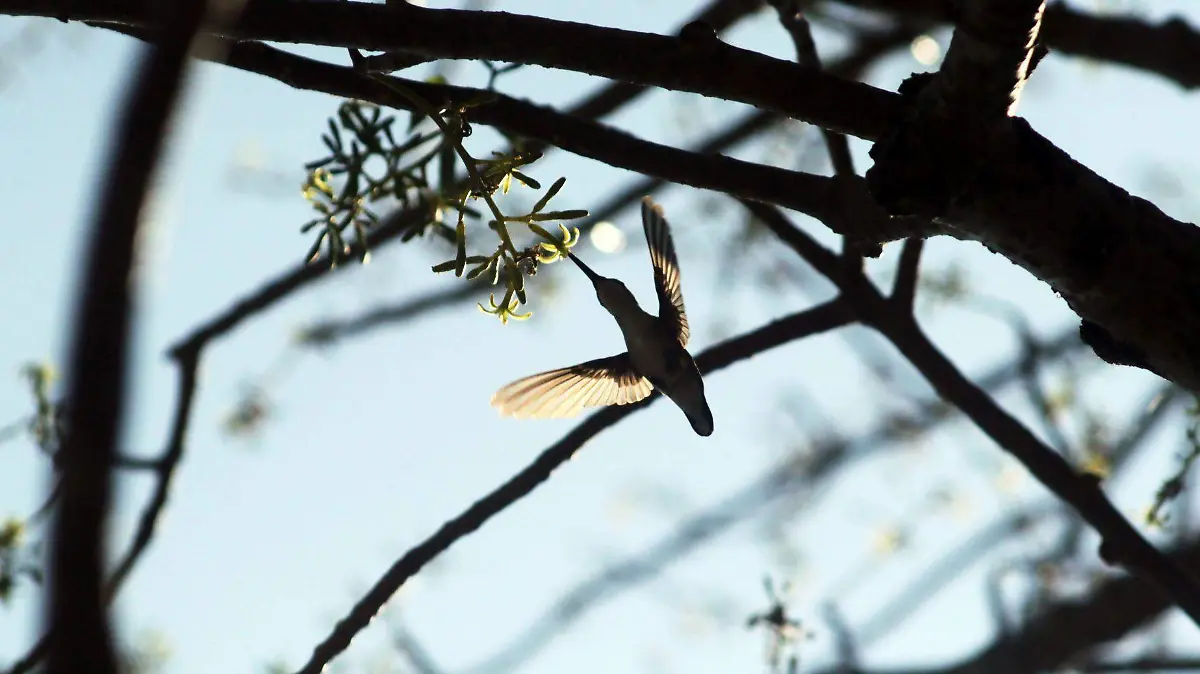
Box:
[491,354,654,419]
[642,197,690,347]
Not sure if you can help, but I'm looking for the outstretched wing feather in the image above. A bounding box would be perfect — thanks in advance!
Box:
[642,197,690,347]
[491,354,654,419]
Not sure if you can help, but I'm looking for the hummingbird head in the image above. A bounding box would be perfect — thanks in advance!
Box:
[569,253,637,315]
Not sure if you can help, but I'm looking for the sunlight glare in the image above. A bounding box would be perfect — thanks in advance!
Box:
[910,35,941,65]
[589,221,626,253]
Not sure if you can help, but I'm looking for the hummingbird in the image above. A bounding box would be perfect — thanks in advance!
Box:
[491,196,714,436]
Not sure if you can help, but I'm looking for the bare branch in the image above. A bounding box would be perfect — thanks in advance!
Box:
[934,0,1046,116]
[863,8,1200,394]
[45,0,209,672]
[770,0,856,176]
[742,202,1200,627]
[292,300,855,674]
[564,0,766,123]
[891,237,924,311]
[855,509,1048,645]
[103,352,200,600]
[830,0,1200,90]
[808,541,1200,674]
[17,0,901,140]
[461,327,1084,674]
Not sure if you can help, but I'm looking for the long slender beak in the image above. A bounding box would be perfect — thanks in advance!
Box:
[568,253,605,286]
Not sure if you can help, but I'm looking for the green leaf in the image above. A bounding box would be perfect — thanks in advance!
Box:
[348,104,371,132]
[511,170,540,190]
[305,231,327,265]
[466,258,494,280]
[532,177,566,213]
[322,134,340,157]
[509,264,527,304]
[491,257,504,285]
[431,259,458,273]
[531,209,589,221]
[327,119,342,151]
[329,226,347,267]
[454,214,468,277]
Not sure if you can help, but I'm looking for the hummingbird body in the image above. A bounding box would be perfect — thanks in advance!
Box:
[491,197,714,436]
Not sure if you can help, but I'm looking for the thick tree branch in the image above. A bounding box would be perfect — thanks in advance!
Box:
[45,1,208,672]
[744,202,1200,627]
[92,5,1195,397]
[6,175,441,674]
[562,0,764,123]
[150,36,857,225]
[92,26,930,252]
[830,0,1200,90]
[929,0,1046,116]
[292,300,856,674]
[13,0,900,140]
[862,8,1200,394]
[1043,5,1200,90]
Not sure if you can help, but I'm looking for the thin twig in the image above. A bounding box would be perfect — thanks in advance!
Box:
[103,350,201,600]
[769,0,873,268]
[891,237,924,312]
[769,0,855,177]
[390,623,444,674]
[855,509,1048,644]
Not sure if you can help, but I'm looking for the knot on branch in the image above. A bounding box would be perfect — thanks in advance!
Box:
[864,72,980,220]
[679,20,720,50]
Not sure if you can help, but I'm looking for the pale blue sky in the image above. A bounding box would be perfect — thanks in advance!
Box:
[2,1,1199,673]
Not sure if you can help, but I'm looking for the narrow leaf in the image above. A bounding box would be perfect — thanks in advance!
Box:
[454,213,468,277]
[531,209,589,221]
[532,177,566,213]
[511,170,540,190]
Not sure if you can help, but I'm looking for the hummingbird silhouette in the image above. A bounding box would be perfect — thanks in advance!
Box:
[491,197,714,436]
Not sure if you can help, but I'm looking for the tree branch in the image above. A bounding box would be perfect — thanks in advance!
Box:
[292,300,856,674]
[408,328,1086,674]
[932,0,1046,116]
[862,3,1200,394]
[559,0,765,123]
[743,202,1200,627]
[45,1,208,672]
[14,0,901,140]
[829,0,1200,90]
[808,541,1200,674]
